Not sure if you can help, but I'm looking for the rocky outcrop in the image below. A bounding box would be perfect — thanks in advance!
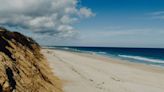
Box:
[0,27,62,92]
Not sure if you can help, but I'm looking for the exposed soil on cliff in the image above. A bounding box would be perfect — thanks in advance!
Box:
[0,27,62,92]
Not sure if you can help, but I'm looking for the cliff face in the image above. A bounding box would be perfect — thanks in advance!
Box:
[0,27,62,92]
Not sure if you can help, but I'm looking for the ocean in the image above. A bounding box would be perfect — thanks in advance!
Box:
[47,46,164,66]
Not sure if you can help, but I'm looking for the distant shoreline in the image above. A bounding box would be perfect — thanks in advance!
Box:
[42,47,164,67]
[42,46,164,49]
[48,48,164,69]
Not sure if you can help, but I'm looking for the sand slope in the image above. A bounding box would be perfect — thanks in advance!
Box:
[43,49,164,92]
[0,28,62,92]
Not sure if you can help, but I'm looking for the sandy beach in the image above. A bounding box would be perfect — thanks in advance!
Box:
[42,49,164,92]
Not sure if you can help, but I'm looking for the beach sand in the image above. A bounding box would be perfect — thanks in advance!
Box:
[42,49,164,92]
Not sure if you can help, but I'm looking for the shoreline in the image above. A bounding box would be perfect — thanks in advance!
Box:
[45,48,164,70]
[44,47,164,68]
[42,48,164,92]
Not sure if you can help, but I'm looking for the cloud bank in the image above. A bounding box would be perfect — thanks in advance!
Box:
[0,0,94,38]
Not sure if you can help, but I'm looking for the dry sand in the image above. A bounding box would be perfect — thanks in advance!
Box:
[42,49,164,92]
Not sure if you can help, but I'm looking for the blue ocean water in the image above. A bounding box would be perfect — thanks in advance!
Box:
[48,46,164,66]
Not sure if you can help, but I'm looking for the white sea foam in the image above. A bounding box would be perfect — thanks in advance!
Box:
[118,55,164,64]
[97,52,107,54]
[63,47,70,50]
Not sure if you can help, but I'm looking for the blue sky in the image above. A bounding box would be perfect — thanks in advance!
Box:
[73,0,164,47]
[0,0,164,48]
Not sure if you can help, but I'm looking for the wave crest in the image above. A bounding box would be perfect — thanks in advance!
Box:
[118,55,164,64]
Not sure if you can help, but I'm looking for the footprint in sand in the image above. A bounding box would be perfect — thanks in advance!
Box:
[111,77,121,81]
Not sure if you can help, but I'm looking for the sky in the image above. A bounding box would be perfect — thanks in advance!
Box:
[0,0,164,48]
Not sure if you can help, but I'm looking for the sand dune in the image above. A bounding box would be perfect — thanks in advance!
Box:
[43,49,164,92]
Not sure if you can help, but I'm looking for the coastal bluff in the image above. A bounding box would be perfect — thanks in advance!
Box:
[0,27,62,92]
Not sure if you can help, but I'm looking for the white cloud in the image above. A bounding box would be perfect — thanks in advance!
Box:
[149,11,164,19]
[79,7,95,18]
[0,0,94,38]
[150,11,164,15]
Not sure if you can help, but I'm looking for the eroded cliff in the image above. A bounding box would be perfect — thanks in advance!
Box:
[0,27,62,92]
